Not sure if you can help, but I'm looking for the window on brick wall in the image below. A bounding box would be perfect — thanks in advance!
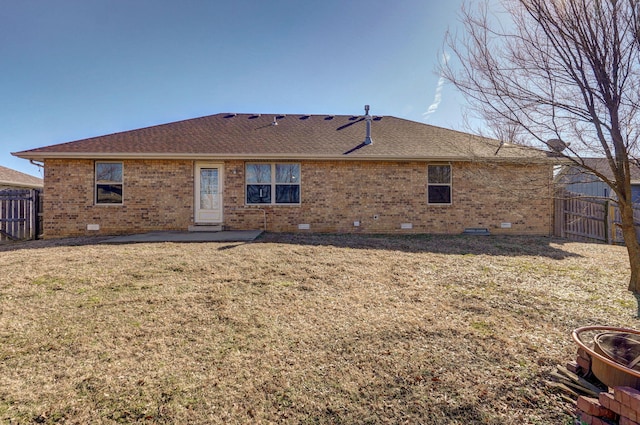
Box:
[427,164,451,204]
[246,163,300,205]
[95,161,123,204]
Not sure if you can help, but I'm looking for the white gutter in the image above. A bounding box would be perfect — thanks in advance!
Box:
[12,151,555,164]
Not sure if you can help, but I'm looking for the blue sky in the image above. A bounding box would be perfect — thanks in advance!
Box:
[2,0,470,177]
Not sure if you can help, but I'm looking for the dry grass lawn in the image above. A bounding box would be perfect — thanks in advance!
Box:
[0,233,637,424]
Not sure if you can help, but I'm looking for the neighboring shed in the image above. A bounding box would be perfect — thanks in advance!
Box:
[12,108,557,238]
[555,158,640,202]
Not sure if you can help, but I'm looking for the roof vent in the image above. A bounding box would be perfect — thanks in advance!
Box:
[363,105,373,145]
[272,117,278,126]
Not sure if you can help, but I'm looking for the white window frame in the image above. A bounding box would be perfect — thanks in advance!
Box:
[245,162,301,205]
[95,161,124,205]
[427,164,452,205]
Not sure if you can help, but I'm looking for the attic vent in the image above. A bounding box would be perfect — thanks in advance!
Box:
[224,113,237,118]
[373,116,382,121]
[300,115,310,120]
[324,116,334,120]
[249,114,261,119]
[276,115,286,119]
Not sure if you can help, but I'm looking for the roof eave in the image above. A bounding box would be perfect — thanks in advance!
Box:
[0,180,43,189]
[12,151,554,164]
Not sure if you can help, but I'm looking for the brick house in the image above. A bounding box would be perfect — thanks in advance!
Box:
[12,109,555,238]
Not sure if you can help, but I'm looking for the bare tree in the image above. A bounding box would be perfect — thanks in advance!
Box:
[443,0,640,293]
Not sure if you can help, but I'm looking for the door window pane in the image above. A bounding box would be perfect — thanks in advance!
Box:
[200,168,219,209]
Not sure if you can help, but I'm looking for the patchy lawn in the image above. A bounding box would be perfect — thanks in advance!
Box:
[0,233,636,424]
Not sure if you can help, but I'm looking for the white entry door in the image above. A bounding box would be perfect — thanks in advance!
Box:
[195,163,223,224]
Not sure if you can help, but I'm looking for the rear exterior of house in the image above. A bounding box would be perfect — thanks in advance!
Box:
[13,111,555,238]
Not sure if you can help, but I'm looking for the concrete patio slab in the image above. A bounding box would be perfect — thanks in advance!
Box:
[101,230,263,244]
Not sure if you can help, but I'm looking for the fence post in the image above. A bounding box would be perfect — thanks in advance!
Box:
[610,202,616,244]
[34,189,41,239]
[605,199,611,244]
[555,189,567,238]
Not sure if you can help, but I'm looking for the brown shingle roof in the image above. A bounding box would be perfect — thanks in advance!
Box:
[12,113,552,162]
[0,165,43,188]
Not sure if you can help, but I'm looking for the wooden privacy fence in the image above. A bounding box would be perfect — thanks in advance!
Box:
[0,189,42,242]
[554,190,640,244]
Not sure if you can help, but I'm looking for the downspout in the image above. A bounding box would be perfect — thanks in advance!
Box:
[30,160,44,169]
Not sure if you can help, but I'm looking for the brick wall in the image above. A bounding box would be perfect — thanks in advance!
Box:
[43,159,193,237]
[42,158,553,238]
[225,160,553,235]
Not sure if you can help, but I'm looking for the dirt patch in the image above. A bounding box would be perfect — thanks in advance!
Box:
[0,233,634,424]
